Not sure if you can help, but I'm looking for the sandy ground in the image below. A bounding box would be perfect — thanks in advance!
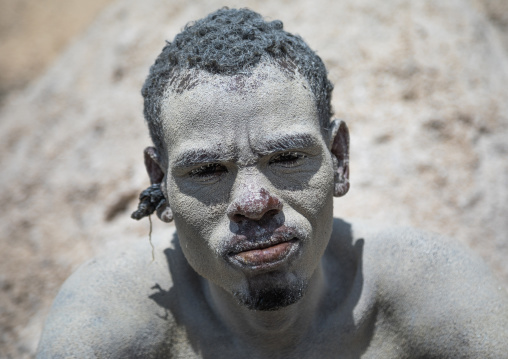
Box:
[1,0,507,357]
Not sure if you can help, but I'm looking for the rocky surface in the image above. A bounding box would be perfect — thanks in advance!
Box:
[1,0,507,357]
[0,0,114,104]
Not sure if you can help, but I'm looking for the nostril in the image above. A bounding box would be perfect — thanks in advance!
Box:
[231,213,247,223]
[227,203,283,223]
[265,209,280,218]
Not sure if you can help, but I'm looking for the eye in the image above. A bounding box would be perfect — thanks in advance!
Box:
[189,163,228,180]
[269,151,307,168]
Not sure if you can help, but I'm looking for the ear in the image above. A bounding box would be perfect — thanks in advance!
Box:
[144,147,164,184]
[329,119,350,197]
[143,147,173,223]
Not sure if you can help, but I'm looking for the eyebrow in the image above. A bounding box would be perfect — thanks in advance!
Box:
[173,147,235,168]
[254,133,319,155]
[172,133,319,168]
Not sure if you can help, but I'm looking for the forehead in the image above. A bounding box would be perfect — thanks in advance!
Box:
[159,62,321,159]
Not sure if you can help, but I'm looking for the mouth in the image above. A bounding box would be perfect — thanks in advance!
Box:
[231,238,299,266]
[226,226,301,269]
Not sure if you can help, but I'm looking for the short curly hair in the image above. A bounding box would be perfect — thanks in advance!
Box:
[142,8,334,158]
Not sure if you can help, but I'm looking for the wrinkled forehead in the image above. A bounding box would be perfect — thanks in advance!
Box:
[159,61,320,156]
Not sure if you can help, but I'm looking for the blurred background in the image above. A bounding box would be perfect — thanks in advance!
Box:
[1,0,507,357]
[0,0,115,105]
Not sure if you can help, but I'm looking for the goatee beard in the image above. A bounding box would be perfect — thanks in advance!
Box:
[234,275,308,311]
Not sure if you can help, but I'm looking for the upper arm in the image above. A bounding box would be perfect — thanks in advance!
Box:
[370,228,508,357]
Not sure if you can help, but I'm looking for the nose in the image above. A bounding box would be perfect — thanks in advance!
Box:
[227,186,283,223]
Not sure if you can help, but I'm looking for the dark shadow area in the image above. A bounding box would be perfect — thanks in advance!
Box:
[148,231,230,357]
[148,218,372,357]
[315,218,376,357]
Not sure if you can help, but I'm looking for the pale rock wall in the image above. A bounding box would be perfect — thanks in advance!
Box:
[0,0,507,357]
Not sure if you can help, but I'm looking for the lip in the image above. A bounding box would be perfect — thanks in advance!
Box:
[232,238,298,266]
[225,225,302,270]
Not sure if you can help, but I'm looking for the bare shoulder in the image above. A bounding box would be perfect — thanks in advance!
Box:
[37,228,185,358]
[344,219,508,357]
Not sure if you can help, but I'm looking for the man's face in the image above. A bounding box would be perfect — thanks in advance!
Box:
[160,62,335,310]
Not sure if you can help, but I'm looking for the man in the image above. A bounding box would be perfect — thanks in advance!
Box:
[37,8,508,358]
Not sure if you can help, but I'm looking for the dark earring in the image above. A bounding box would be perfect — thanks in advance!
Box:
[131,183,173,222]
[156,203,173,223]
[156,180,173,223]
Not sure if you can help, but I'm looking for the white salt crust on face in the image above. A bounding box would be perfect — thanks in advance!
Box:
[160,60,321,161]
[158,61,335,295]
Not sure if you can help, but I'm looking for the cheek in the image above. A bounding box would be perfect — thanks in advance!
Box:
[166,179,244,288]
[171,195,222,238]
[282,159,335,261]
[166,178,230,251]
[168,176,225,223]
[283,159,335,221]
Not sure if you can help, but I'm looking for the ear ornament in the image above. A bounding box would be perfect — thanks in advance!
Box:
[131,183,173,222]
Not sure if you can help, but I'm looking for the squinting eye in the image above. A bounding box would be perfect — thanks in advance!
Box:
[189,163,228,180]
[269,151,307,167]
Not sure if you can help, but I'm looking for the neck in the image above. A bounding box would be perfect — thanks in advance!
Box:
[202,264,326,352]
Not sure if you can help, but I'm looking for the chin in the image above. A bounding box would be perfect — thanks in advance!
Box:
[233,271,308,311]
